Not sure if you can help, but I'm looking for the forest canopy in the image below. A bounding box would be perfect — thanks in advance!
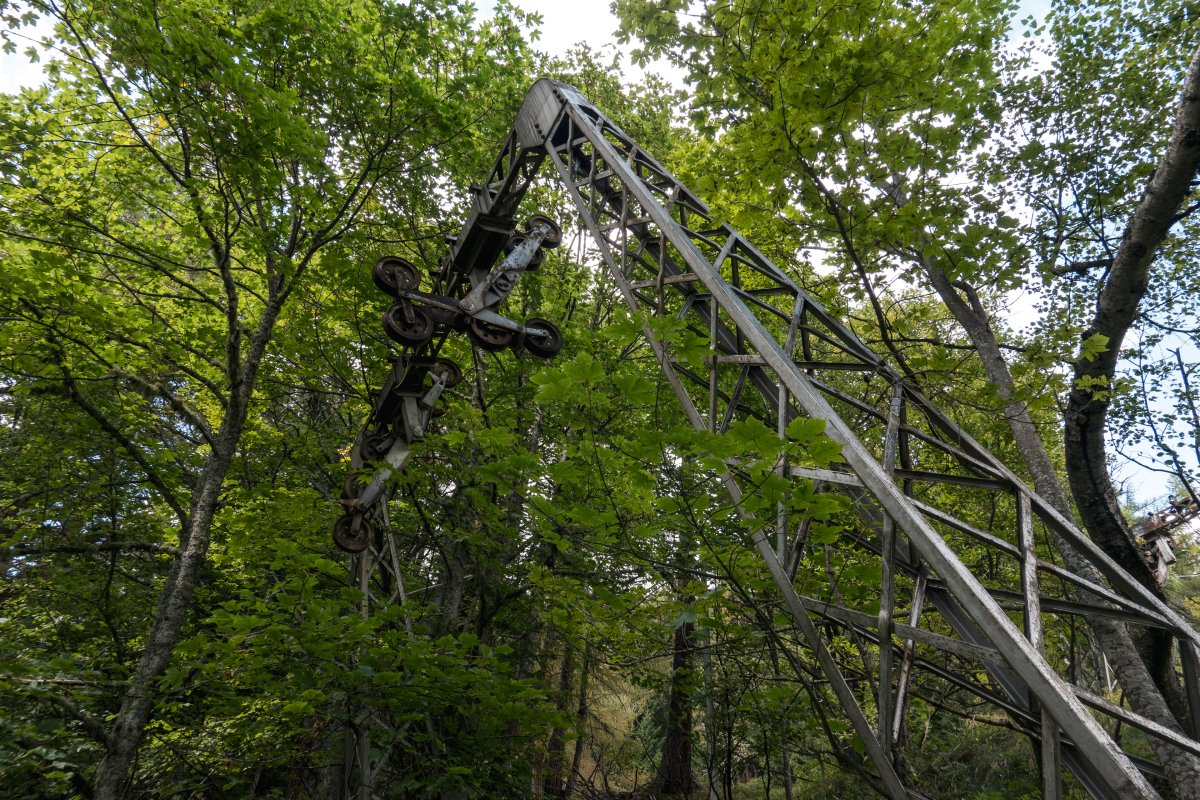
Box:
[2,0,1200,798]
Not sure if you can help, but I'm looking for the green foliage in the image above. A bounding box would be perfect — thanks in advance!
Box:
[3,0,1198,796]
[616,0,1024,287]
[0,0,547,795]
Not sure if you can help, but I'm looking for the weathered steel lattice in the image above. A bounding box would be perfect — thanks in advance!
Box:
[342,79,1200,799]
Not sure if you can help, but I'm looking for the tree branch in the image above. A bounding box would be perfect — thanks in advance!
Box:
[0,541,178,559]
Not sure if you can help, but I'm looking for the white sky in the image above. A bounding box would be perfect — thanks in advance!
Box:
[494,0,686,86]
[0,10,51,94]
[503,0,633,59]
[0,48,42,92]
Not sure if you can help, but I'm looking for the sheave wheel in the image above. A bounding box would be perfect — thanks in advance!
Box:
[468,318,513,352]
[341,471,369,501]
[524,318,563,358]
[372,257,421,295]
[363,433,396,461]
[333,513,373,554]
[433,358,463,387]
[504,234,545,270]
[524,214,562,249]
[383,303,434,347]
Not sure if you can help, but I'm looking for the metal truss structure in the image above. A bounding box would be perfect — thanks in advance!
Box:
[339,79,1200,799]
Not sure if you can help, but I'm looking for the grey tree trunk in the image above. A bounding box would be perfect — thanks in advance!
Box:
[1065,45,1200,593]
[921,257,1200,796]
[93,297,282,799]
[1062,40,1200,732]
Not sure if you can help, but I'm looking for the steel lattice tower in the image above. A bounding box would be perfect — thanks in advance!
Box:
[337,79,1200,799]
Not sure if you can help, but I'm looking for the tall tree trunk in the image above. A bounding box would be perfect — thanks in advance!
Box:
[1065,45,1200,594]
[437,534,471,636]
[92,481,220,799]
[919,257,1200,795]
[655,618,696,797]
[93,296,282,799]
[866,51,1200,790]
[543,644,576,798]
[1062,42,1200,739]
[565,646,591,798]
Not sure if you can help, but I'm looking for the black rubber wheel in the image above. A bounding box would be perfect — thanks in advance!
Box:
[383,303,434,347]
[524,317,564,358]
[372,257,421,295]
[468,318,513,352]
[333,513,373,553]
[524,214,562,248]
